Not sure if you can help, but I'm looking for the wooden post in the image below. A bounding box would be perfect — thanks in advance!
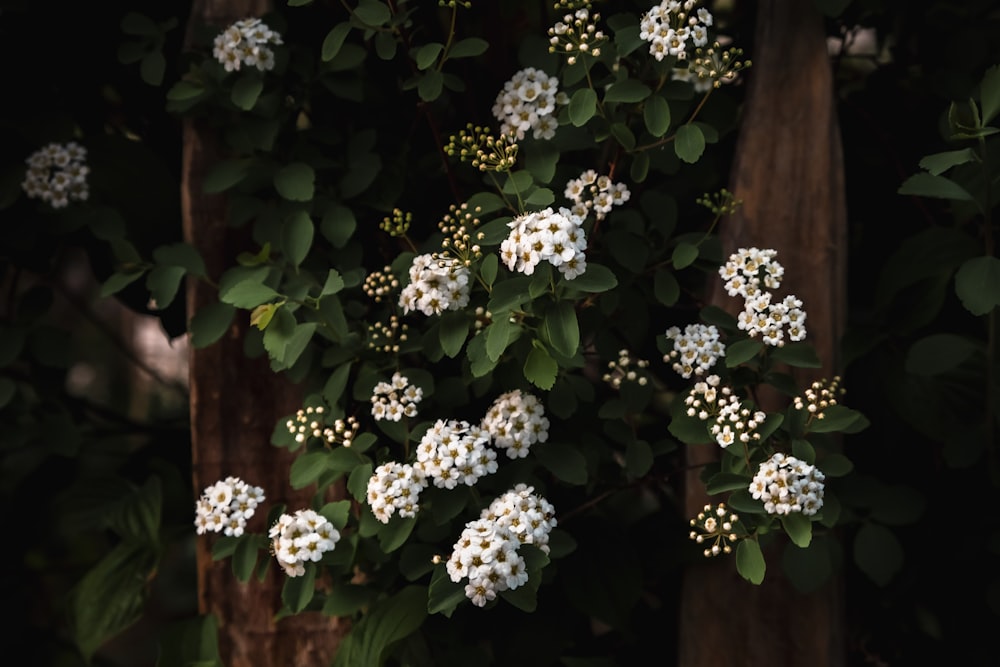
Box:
[679,1,847,665]
[181,2,347,664]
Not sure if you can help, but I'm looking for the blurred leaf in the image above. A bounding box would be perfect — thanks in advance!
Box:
[274,162,315,201]
[898,172,974,201]
[782,537,833,593]
[980,64,1000,124]
[567,263,617,291]
[449,37,488,58]
[154,242,206,276]
[653,269,679,306]
[415,43,443,70]
[853,522,904,586]
[321,204,357,248]
[283,210,314,267]
[231,75,264,110]
[323,583,374,616]
[203,159,248,193]
[769,342,822,368]
[818,453,853,477]
[355,0,391,25]
[918,148,977,175]
[140,52,166,86]
[807,405,867,433]
[121,11,158,36]
[905,333,981,375]
[282,566,316,612]
[534,442,587,485]
[706,472,751,494]
[736,539,765,584]
[954,255,1000,315]
[232,535,262,582]
[190,302,236,348]
[418,69,444,101]
[146,264,186,310]
[157,615,223,667]
[322,23,353,61]
[610,122,636,151]
[100,269,146,298]
[672,241,698,269]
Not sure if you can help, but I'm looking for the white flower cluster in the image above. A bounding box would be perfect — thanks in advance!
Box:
[399,253,471,317]
[689,503,741,557]
[194,476,265,537]
[22,141,89,209]
[415,420,497,489]
[366,461,426,523]
[491,67,566,141]
[370,372,423,421]
[446,484,557,607]
[749,453,825,516]
[664,323,725,378]
[212,17,283,72]
[720,247,807,346]
[639,0,713,62]
[480,389,550,459]
[685,374,767,449]
[563,170,631,221]
[499,206,588,279]
[268,509,340,577]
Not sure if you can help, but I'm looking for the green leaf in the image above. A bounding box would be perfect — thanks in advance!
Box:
[480,253,499,286]
[323,583,374,616]
[671,241,698,269]
[807,405,867,433]
[769,342,822,368]
[705,472,751,494]
[100,270,146,298]
[121,12,158,36]
[156,615,222,667]
[167,80,206,101]
[322,23,353,61]
[448,37,488,58]
[231,75,264,110]
[415,43,443,70]
[232,535,261,582]
[736,539,765,585]
[543,301,579,358]
[202,160,248,193]
[354,0,391,26]
[674,124,705,163]
[533,442,587,485]
[525,188,555,206]
[781,512,812,548]
[323,363,352,405]
[653,269,679,306]
[321,269,345,296]
[485,316,513,362]
[220,279,281,309]
[466,191,506,214]
[524,346,558,390]
[250,303,279,330]
[320,500,353,531]
[625,439,653,478]
[282,566,316,612]
[725,338,764,367]
[569,88,598,127]
[918,148,977,175]
[283,211,314,267]
[954,255,1000,315]
[818,453,854,477]
[567,263,617,291]
[140,52,166,86]
[980,64,1000,125]
[609,122,636,151]
[262,308,297,367]
[289,0,314,5]
[502,170,533,195]
[154,242,206,276]
[427,565,466,616]
[643,95,671,137]
[898,172,974,201]
[274,163,315,202]
[853,522,903,586]
[438,311,469,358]
[348,462,373,501]
[146,265,186,310]
[782,538,834,593]
[904,333,981,375]
[418,69,444,101]
[604,78,651,103]
[321,204,357,248]
[190,302,236,348]
[290,451,331,489]
[378,516,417,553]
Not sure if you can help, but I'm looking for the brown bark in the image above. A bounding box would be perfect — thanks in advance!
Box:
[679,1,847,665]
[182,2,347,664]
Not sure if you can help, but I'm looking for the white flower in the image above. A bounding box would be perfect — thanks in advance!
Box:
[212,17,283,73]
[399,253,471,316]
[492,67,566,140]
[269,508,341,576]
[749,453,826,516]
[194,476,266,537]
[500,207,588,279]
[22,141,90,208]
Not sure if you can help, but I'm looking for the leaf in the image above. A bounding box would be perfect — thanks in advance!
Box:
[427,565,467,616]
[782,538,834,593]
[322,23,353,61]
[604,78,651,103]
[354,0,391,26]
[121,12,158,36]
[853,522,904,586]
[567,263,617,291]
[232,535,261,582]
[818,453,854,477]
[807,405,867,433]
[671,241,698,269]
[898,172,974,201]
[438,311,469,358]
[282,566,316,612]
[918,148,978,175]
[609,122,636,151]
[321,269,345,296]
[153,242,206,276]
[274,163,315,201]
[653,269,679,306]
[480,253,499,287]
[980,64,1000,125]
[954,255,1000,315]
[448,37,488,58]
[643,95,671,137]
[418,69,444,102]
[202,160,248,193]
[904,333,981,375]
[156,615,222,667]
[533,442,587,485]
[415,43,443,70]
[705,472,751,494]
[569,88,598,127]
[220,279,281,309]
[283,211,314,267]
[140,52,166,86]
[625,439,653,478]
[674,124,705,163]
[485,316,513,362]
[378,516,417,553]
[231,75,263,111]
[543,301,579,358]
[321,204,357,248]
[323,583,374,616]
[100,270,146,298]
[167,80,206,101]
[250,303,279,330]
[524,345,558,390]
[146,265,186,310]
[190,302,236,348]
[736,539,765,585]
[781,512,812,548]
[769,342,822,368]
[725,338,763,367]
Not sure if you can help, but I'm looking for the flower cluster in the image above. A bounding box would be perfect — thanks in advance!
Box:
[794,376,844,421]
[664,323,725,378]
[438,202,485,265]
[491,67,566,141]
[480,390,550,459]
[687,41,751,90]
[446,485,557,607]
[194,476,265,537]
[603,349,650,389]
[445,124,519,172]
[269,509,340,577]
[370,372,423,421]
[212,17,282,72]
[366,461,426,523]
[499,206,588,279]
[22,141,90,209]
[639,0,713,62]
[399,253,472,316]
[685,374,767,449]
[720,247,807,346]
[689,503,742,557]
[547,6,607,65]
[749,453,825,516]
[363,266,399,303]
[367,316,409,354]
[285,405,357,446]
[563,170,631,221]
[415,419,497,489]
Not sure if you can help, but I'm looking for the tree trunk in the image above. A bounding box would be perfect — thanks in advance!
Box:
[679,1,848,665]
[181,2,347,664]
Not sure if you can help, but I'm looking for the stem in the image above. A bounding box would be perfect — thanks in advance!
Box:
[634,89,714,153]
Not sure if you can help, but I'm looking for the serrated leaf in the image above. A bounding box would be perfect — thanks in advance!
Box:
[524,346,558,390]
[321,269,345,296]
[219,279,281,309]
[250,303,279,330]
[674,124,705,163]
[569,88,598,127]
[736,539,765,584]
[954,255,1000,315]
[190,302,236,348]
[644,95,671,137]
[274,163,315,202]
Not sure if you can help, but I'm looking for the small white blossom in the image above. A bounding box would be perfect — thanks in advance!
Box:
[194,476,265,537]
[212,17,283,72]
